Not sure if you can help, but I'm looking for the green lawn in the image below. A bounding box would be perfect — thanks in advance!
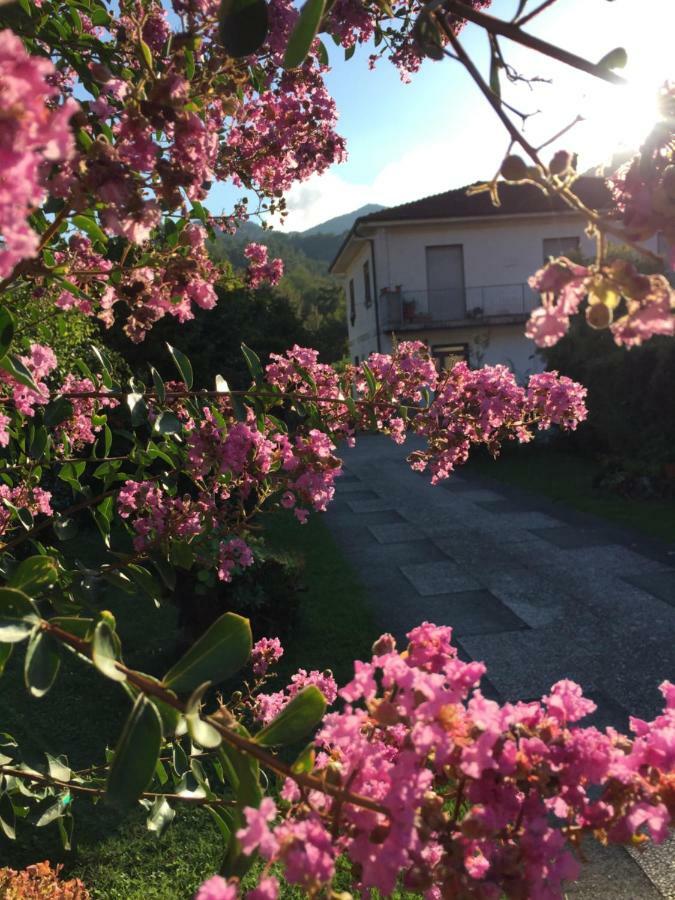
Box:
[466,443,675,544]
[0,513,378,899]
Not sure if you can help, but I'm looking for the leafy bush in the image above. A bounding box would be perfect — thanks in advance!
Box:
[0,861,89,899]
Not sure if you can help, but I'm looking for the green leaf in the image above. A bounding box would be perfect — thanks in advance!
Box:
[147,796,175,836]
[291,742,316,774]
[361,361,377,396]
[240,343,263,382]
[166,343,193,389]
[154,411,182,435]
[53,517,78,541]
[44,396,74,428]
[284,0,325,68]
[127,392,148,427]
[184,682,222,749]
[0,588,39,643]
[255,685,326,747]
[50,617,95,640]
[218,0,269,57]
[0,792,16,840]
[0,643,12,677]
[0,306,15,360]
[316,38,329,66]
[92,620,126,682]
[163,612,252,693]
[105,695,162,810]
[139,38,154,71]
[9,556,58,594]
[72,214,108,245]
[0,354,39,392]
[411,9,443,60]
[170,540,195,570]
[24,629,60,698]
[150,365,166,403]
[598,46,627,70]
[46,754,71,783]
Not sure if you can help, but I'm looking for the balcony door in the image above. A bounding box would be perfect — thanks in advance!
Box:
[426,245,465,321]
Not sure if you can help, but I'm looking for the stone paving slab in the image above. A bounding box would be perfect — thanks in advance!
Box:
[476,498,546,513]
[417,589,530,637]
[566,842,663,898]
[336,480,373,493]
[623,570,675,607]
[342,490,380,503]
[400,559,482,595]
[368,522,427,544]
[325,435,675,898]
[528,525,619,549]
[347,498,400,513]
[628,833,675,900]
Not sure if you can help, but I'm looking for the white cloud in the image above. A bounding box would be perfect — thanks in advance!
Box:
[277,139,497,232]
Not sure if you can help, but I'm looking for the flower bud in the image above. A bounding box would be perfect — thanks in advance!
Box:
[549,150,574,176]
[586,301,612,329]
[500,155,528,181]
[89,62,112,83]
[372,633,396,655]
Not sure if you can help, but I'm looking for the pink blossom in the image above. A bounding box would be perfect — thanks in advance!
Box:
[251,637,284,676]
[236,798,278,857]
[194,875,238,900]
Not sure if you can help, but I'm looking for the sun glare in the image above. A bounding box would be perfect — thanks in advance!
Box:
[576,78,663,168]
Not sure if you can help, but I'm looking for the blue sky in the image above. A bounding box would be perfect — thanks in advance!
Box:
[209,0,674,230]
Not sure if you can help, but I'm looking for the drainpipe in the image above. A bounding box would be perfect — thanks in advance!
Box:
[355,224,382,353]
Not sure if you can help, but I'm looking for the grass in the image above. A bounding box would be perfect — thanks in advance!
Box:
[465,442,675,544]
[0,512,378,899]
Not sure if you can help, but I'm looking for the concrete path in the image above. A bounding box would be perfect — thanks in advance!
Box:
[325,434,675,899]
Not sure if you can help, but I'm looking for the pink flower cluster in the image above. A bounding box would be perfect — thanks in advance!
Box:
[57,375,118,448]
[526,257,675,348]
[0,343,57,447]
[0,484,52,535]
[96,225,218,342]
[243,243,284,290]
[254,668,338,725]
[217,538,254,583]
[117,481,210,553]
[200,623,674,900]
[409,361,587,482]
[609,82,675,267]
[0,30,77,278]
[223,70,347,195]
[251,636,284,676]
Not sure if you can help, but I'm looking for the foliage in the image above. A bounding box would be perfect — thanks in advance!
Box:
[0,0,674,897]
[0,861,89,899]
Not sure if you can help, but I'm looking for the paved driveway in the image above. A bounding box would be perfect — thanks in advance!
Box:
[325,435,675,899]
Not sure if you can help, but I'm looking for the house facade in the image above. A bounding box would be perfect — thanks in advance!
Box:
[330,178,614,378]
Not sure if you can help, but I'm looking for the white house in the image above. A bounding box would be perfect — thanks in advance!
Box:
[329,178,612,378]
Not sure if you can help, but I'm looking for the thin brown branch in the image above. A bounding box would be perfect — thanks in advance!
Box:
[515,0,558,27]
[435,14,544,167]
[441,1,627,86]
[0,765,235,807]
[46,621,390,819]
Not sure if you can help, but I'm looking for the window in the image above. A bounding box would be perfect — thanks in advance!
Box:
[363,260,372,307]
[354,355,360,365]
[543,236,580,261]
[348,279,356,327]
[432,343,469,373]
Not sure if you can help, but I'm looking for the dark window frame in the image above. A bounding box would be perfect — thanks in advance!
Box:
[348,278,356,327]
[363,260,372,308]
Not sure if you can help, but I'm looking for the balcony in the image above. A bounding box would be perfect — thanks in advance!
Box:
[380,284,539,331]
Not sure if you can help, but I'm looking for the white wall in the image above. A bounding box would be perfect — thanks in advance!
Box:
[376,212,595,301]
[342,241,380,362]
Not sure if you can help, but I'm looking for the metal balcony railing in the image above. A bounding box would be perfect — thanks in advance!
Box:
[380,284,539,330]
